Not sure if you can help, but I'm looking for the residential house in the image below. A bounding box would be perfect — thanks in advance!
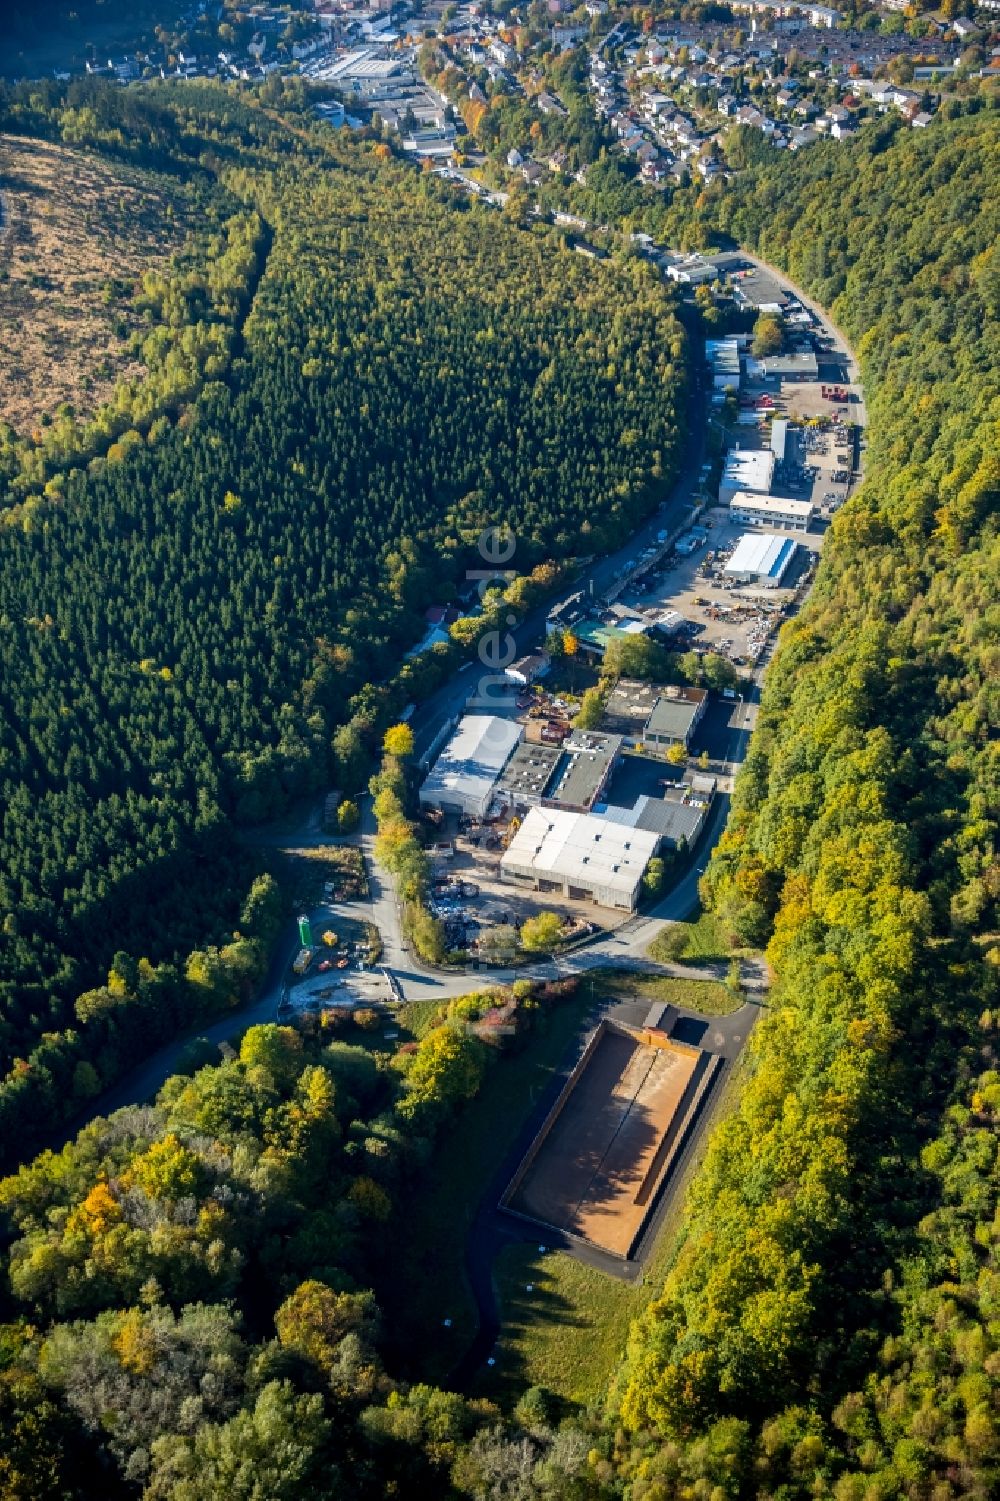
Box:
[552,23,587,49]
[642,90,673,116]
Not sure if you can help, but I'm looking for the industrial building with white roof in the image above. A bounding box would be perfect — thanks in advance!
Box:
[718,448,775,503]
[728,491,813,530]
[418,714,522,819]
[501,806,660,911]
[724,533,799,587]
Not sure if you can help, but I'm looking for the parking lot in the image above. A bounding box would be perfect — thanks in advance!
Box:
[619,508,821,666]
[286,965,394,1013]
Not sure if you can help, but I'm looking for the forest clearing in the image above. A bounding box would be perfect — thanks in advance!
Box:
[0,134,193,430]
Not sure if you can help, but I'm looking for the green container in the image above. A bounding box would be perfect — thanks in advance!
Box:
[297,915,313,949]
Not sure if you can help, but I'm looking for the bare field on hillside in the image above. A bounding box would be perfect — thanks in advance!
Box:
[0,135,191,432]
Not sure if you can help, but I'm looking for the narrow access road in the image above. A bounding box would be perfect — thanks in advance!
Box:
[32,248,861,1183]
[741,249,867,437]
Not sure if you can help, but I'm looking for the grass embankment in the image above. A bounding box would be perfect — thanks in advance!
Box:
[578,967,739,1016]
[481,1248,642,1409]
[375,991,593,1385]
[477,1054,752,1409]
[647,907,740,965]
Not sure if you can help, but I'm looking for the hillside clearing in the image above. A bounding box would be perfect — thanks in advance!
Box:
[0,134,193,431]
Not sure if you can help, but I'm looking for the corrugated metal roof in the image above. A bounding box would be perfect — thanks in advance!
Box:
[602,795,707,847]
[420,715,522,805]
[724,533,797,580]
[501,806,658,899]
[721,449,774,494]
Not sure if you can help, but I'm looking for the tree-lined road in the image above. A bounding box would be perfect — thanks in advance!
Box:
[38,249,860,1161]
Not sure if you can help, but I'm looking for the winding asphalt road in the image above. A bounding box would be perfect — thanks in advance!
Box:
[23,243,860,1401]
[35,251,861,1198]
[39,653,748,1161]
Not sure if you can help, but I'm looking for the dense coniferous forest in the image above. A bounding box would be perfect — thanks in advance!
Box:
[0,77,997,1501]
[0,80,688,1126]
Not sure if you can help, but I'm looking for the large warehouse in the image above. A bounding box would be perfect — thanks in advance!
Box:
[724,532,798,587]
[501,806,659,911]
[705,336,741,391]
[748,351,819,383]
[418,714,523,819]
